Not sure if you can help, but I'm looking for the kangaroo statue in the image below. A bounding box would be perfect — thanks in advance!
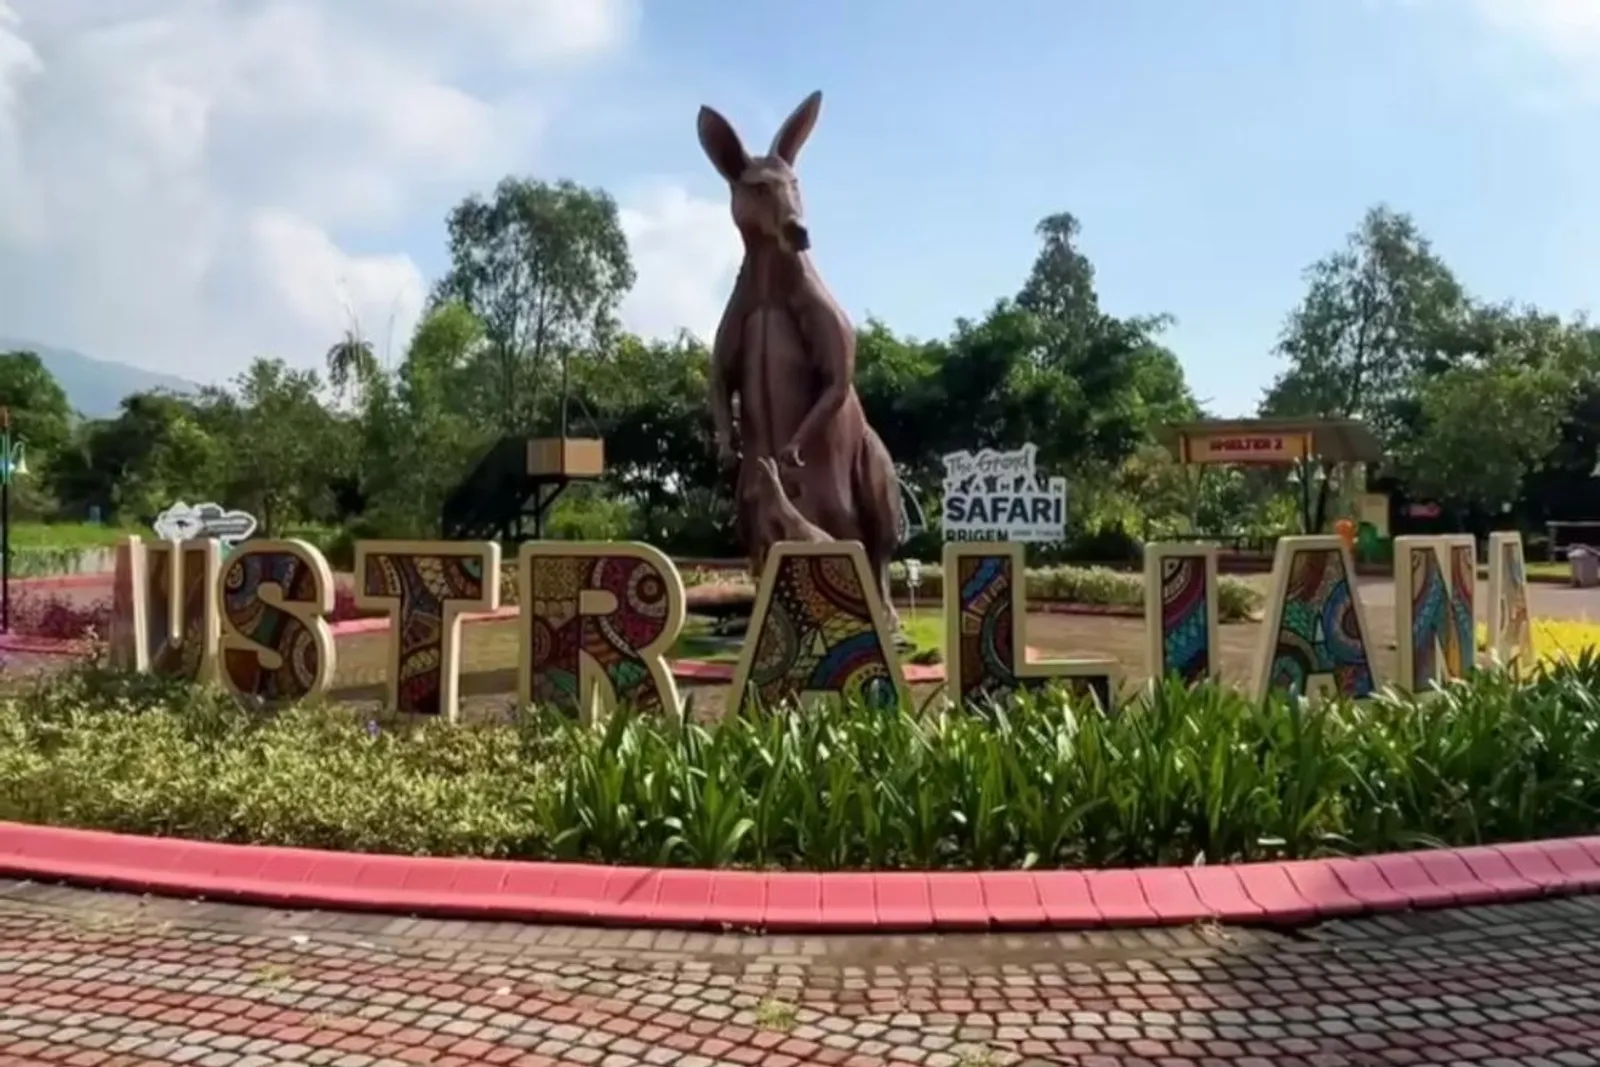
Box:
[748,455,832,577]
[697,91,903,622]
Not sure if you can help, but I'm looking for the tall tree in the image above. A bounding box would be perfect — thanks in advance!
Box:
[1262,205,1466,445]
[324,328,378,404]
[1262,205,1467,530]
[0,350,73,460]
[434,178,635,435]
[217,359,339,536]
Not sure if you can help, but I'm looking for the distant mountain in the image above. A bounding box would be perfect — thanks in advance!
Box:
[0,339,200,418]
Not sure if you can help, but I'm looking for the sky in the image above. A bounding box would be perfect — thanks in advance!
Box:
[1,0,1598,416]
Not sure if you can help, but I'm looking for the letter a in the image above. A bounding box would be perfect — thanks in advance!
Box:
[730,541,909,715]
[1251,535,1376,701]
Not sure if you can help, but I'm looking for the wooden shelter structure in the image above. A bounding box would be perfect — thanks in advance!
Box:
[1160,418,1383,467]
[1159,418,1387,545]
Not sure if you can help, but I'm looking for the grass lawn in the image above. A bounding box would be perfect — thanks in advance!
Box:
[669,612,944,664]
[9,522,139,549]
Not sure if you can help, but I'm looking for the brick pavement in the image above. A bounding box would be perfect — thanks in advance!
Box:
[1,878,1598,1066]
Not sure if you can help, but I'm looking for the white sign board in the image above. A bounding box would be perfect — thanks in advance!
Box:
[940,444,1067,543]
[152,501,259,545]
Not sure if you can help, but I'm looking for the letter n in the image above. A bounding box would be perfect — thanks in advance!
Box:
[1142,542,1220,685]
[942,542,1115,710]
[217,540,337,707]
[354,540,501,721]
[729,542,908,715]
[1394,535,1475,692]
[1251,535,1376,701]
[132,537,221,683]
[519,542,685,723]
[1487,531,1534,670]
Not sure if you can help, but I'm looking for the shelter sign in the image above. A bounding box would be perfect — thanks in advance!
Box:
[940,444,1067,543]
[1180,431,1312,465]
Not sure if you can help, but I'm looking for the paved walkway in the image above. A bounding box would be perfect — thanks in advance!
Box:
[2,880,1598,1066]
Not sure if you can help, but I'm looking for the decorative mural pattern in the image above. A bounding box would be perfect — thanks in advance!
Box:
[141,540,219,683]
[357,544,498,720]
[1489,532,1534,669]
[1157,554,1213,684]
[729,545,907,715]
[218,541,335,706]
[1399,537,1475,691]
[521,545,684,722]
[943,543,1114,711]
[1258,541,1375,700]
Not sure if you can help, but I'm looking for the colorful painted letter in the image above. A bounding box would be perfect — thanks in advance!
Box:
[519,542,686,723]
[942,542,1115,710]
[728,542,909,715]
[217,539,336,707]
[354,541,502,721]
[1393,535,1475,691]
[1252,536,1376,701]
[134,538,221,683]
[1487,531,1534,669]
[1142,542,1220,685]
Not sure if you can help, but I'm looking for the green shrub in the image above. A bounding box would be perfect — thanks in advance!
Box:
[5,658,1600,869]
[888,562,1263,622]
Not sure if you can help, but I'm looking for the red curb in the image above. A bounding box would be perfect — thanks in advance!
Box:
[2,821,1595,933]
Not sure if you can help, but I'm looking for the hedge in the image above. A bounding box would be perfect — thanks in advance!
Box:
[4,657,1597,870]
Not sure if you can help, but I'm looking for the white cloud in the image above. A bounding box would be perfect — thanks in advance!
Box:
[619,184,742,344]
[0,0,731,389]
[1455,0,1600,103]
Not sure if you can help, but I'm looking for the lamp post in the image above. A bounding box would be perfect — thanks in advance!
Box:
[0,407,27,633]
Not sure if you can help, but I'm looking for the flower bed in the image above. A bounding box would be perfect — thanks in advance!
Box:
[5,658,1599,870]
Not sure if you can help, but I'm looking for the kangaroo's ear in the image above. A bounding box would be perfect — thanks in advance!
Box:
[697,105,750,184]
[769,91,822,165]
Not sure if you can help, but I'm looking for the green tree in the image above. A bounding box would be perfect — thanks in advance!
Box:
[1400,355,1572,516]
[1262,205,1467,530]
[324,328,378,404]
[0,350,73,461]
[360,303,494,536]
[50,392,229,524]
[434,178,635,434]
[217,359,340,535]
[1262,205,1466,444]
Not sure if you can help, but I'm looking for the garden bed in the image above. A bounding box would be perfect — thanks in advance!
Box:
[4,659,1599,873]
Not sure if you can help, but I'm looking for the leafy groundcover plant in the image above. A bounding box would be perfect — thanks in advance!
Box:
[2,658,1598,871]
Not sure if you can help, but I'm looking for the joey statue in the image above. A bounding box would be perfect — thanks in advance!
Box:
[697,90,903,623]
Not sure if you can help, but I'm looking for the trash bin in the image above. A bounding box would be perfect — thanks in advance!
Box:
[1570,546,1599,589]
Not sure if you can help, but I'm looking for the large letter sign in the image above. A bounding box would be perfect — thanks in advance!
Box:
[1488,531,1534,671]
[1394,535,1475,691]
[355,541,501,721]
[518,542,686,723]
[218,540,337,707]
[942,542,1114,709]
[136,538,221,683]
[1143,542,1220,685]
[727,542,909,715]
[1252,536,1376,701]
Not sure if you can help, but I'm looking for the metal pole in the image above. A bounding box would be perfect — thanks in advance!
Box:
[1,408,10,635]
[2,476,9,634]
